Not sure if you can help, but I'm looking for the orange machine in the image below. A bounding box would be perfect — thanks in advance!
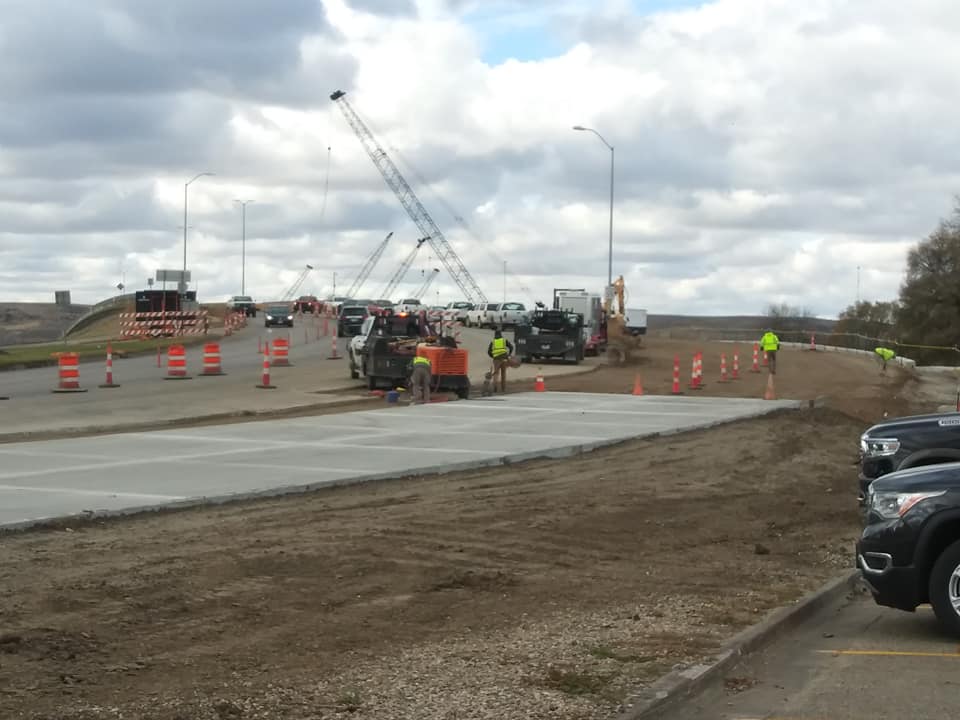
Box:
[416,343,470,398]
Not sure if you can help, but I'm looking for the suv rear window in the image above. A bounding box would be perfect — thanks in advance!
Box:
[341,306,366,317]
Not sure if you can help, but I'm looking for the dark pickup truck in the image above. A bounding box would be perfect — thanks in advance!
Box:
[859,412,960,504]
[857,411,960,635]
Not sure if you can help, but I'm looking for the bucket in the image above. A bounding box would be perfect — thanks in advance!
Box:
[386,390,400,404]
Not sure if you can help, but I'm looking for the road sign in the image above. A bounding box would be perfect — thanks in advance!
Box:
[156,269,191,283]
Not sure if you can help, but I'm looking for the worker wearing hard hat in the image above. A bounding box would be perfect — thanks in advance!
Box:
[759,329,780,375]
[487,328,514,394]
[874,346,896,375]
[410,354,432,404]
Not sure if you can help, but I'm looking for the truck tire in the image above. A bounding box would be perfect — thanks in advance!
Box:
[349,358,359,380]
[456,382,470,400]
[929,538,960,636]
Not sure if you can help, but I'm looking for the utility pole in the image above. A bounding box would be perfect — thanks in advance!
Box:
[572,126,614,287]
[332,271,337,298]
[234,199,254,295]
[182,172,214,304]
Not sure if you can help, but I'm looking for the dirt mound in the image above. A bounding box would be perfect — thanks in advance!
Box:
[0,303,89,346]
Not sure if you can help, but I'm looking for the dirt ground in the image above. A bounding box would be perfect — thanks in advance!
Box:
[0,341,940,720]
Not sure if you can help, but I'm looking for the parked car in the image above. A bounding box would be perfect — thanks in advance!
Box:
[858,412,960,506]
[857,461,960,636]
[226,295,257,317]
[337,304,369,337]
[263,303,294,327]
[444,301,473,322]
[466,302,501,328]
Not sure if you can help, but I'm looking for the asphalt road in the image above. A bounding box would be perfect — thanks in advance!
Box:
[0,392,796,528]
[652,583,960,720]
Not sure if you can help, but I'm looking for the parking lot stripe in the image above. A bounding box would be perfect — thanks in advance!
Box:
[816,649,960,658]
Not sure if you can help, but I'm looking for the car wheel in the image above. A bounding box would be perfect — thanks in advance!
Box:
[929,539,960,636]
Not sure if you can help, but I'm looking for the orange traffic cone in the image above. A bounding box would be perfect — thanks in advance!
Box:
[763,373,776,401]
[534,372,546,392]
[632,373,644,396]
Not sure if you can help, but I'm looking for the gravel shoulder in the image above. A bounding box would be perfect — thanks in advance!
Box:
[1,407,864,720]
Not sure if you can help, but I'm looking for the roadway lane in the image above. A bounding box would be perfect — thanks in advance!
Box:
[0,393,797,528]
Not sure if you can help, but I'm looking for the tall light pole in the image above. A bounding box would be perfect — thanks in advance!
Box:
[182,172,215,298]
[234,199,254,295]
[572,126,614,287]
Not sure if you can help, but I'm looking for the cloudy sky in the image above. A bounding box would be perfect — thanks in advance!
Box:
[2,0,958,316]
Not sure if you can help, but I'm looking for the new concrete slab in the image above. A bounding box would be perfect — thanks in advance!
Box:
[0,392,798,530]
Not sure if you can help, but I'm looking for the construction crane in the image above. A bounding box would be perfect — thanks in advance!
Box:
[379,238,427,300]
[281,264,313,301]
[413,268,440,300]
[330,90,488,304]
[344,231,393,299]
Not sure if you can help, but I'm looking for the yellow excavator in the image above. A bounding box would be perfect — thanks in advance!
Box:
[602,275,645,365]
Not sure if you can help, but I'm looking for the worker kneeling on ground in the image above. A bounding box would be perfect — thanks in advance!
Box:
[760,328,780,374]
[874,346,896,375]
[410,354,432,404]
[487,328,514,394]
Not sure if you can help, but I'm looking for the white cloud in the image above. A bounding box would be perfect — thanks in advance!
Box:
[0,0,957,318]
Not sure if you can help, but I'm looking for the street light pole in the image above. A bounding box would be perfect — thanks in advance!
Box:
[234,199,254,295]
[572,126,614,287]
[182,172,215,299]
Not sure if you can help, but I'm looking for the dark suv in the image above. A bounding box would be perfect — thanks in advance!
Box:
[337,304,368,338]
[859,412,960,504]
[857,462,960,635]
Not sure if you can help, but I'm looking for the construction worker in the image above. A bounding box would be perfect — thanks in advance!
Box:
[760,328,780,375]
[487,328,514,394]
[874,346,896,375]
[410,354,432,404]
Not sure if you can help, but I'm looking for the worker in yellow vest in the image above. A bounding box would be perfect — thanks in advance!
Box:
[410,354,432,404]
[874,347,896,375]
[487,329,514,394]
[759,329,780,375]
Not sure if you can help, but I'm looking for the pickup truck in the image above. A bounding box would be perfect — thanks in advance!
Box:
[858,460,960,636]
[858,412,960,505]
[226,295,257,317]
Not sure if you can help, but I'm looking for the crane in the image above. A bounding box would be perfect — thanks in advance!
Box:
[281,264,313,301]
[344,231,393,299]
[379,238,427,300]
[413,268,440,300]
[330,90,488,304]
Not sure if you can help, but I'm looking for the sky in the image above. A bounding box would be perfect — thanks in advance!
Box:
[2,0,959,317]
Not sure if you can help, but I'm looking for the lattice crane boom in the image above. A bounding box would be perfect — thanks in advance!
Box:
[330,90,487,304]
[414,268,440,299]
[282,264,314,301]
[379,238,427,300]
[345,231,393,299]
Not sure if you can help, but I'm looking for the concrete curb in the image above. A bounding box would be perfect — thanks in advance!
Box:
[0,398,802,533]
[615,569,860,719]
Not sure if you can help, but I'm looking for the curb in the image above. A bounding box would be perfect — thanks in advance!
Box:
[616,569,860,719]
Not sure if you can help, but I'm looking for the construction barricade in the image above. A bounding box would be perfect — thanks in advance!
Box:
[271,337,292,366]
[52,352,87,393]
[119,310,210,339]
[165,344,191,380]
[99,343,120,388]
[199,342,226,376]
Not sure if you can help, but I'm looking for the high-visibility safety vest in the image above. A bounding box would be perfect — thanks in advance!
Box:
[760,332,779,352]
[491,337,508,357]
[875,347,896,361]
[413,355,431,367]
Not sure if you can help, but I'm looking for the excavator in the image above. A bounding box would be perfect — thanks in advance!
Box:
[602,275,647,365]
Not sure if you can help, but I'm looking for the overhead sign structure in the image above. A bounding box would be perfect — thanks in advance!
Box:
[156,269,191,283]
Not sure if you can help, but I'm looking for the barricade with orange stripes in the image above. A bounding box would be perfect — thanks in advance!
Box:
[271,337,292,366]
[52,352,87,393]
[199,342,226,376]
[164,344,191,380]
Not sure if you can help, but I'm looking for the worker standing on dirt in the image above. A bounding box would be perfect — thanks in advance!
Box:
[874,346,896,375]
[410,354,432,404]
[760,328,780,375]
[487,329,514,394]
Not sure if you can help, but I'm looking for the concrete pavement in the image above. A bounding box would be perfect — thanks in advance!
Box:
[0,323,595,438]
[652,584,960,720]
[0,392,797,529]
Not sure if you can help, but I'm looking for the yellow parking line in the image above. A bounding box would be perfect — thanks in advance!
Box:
[817,649,960,658]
